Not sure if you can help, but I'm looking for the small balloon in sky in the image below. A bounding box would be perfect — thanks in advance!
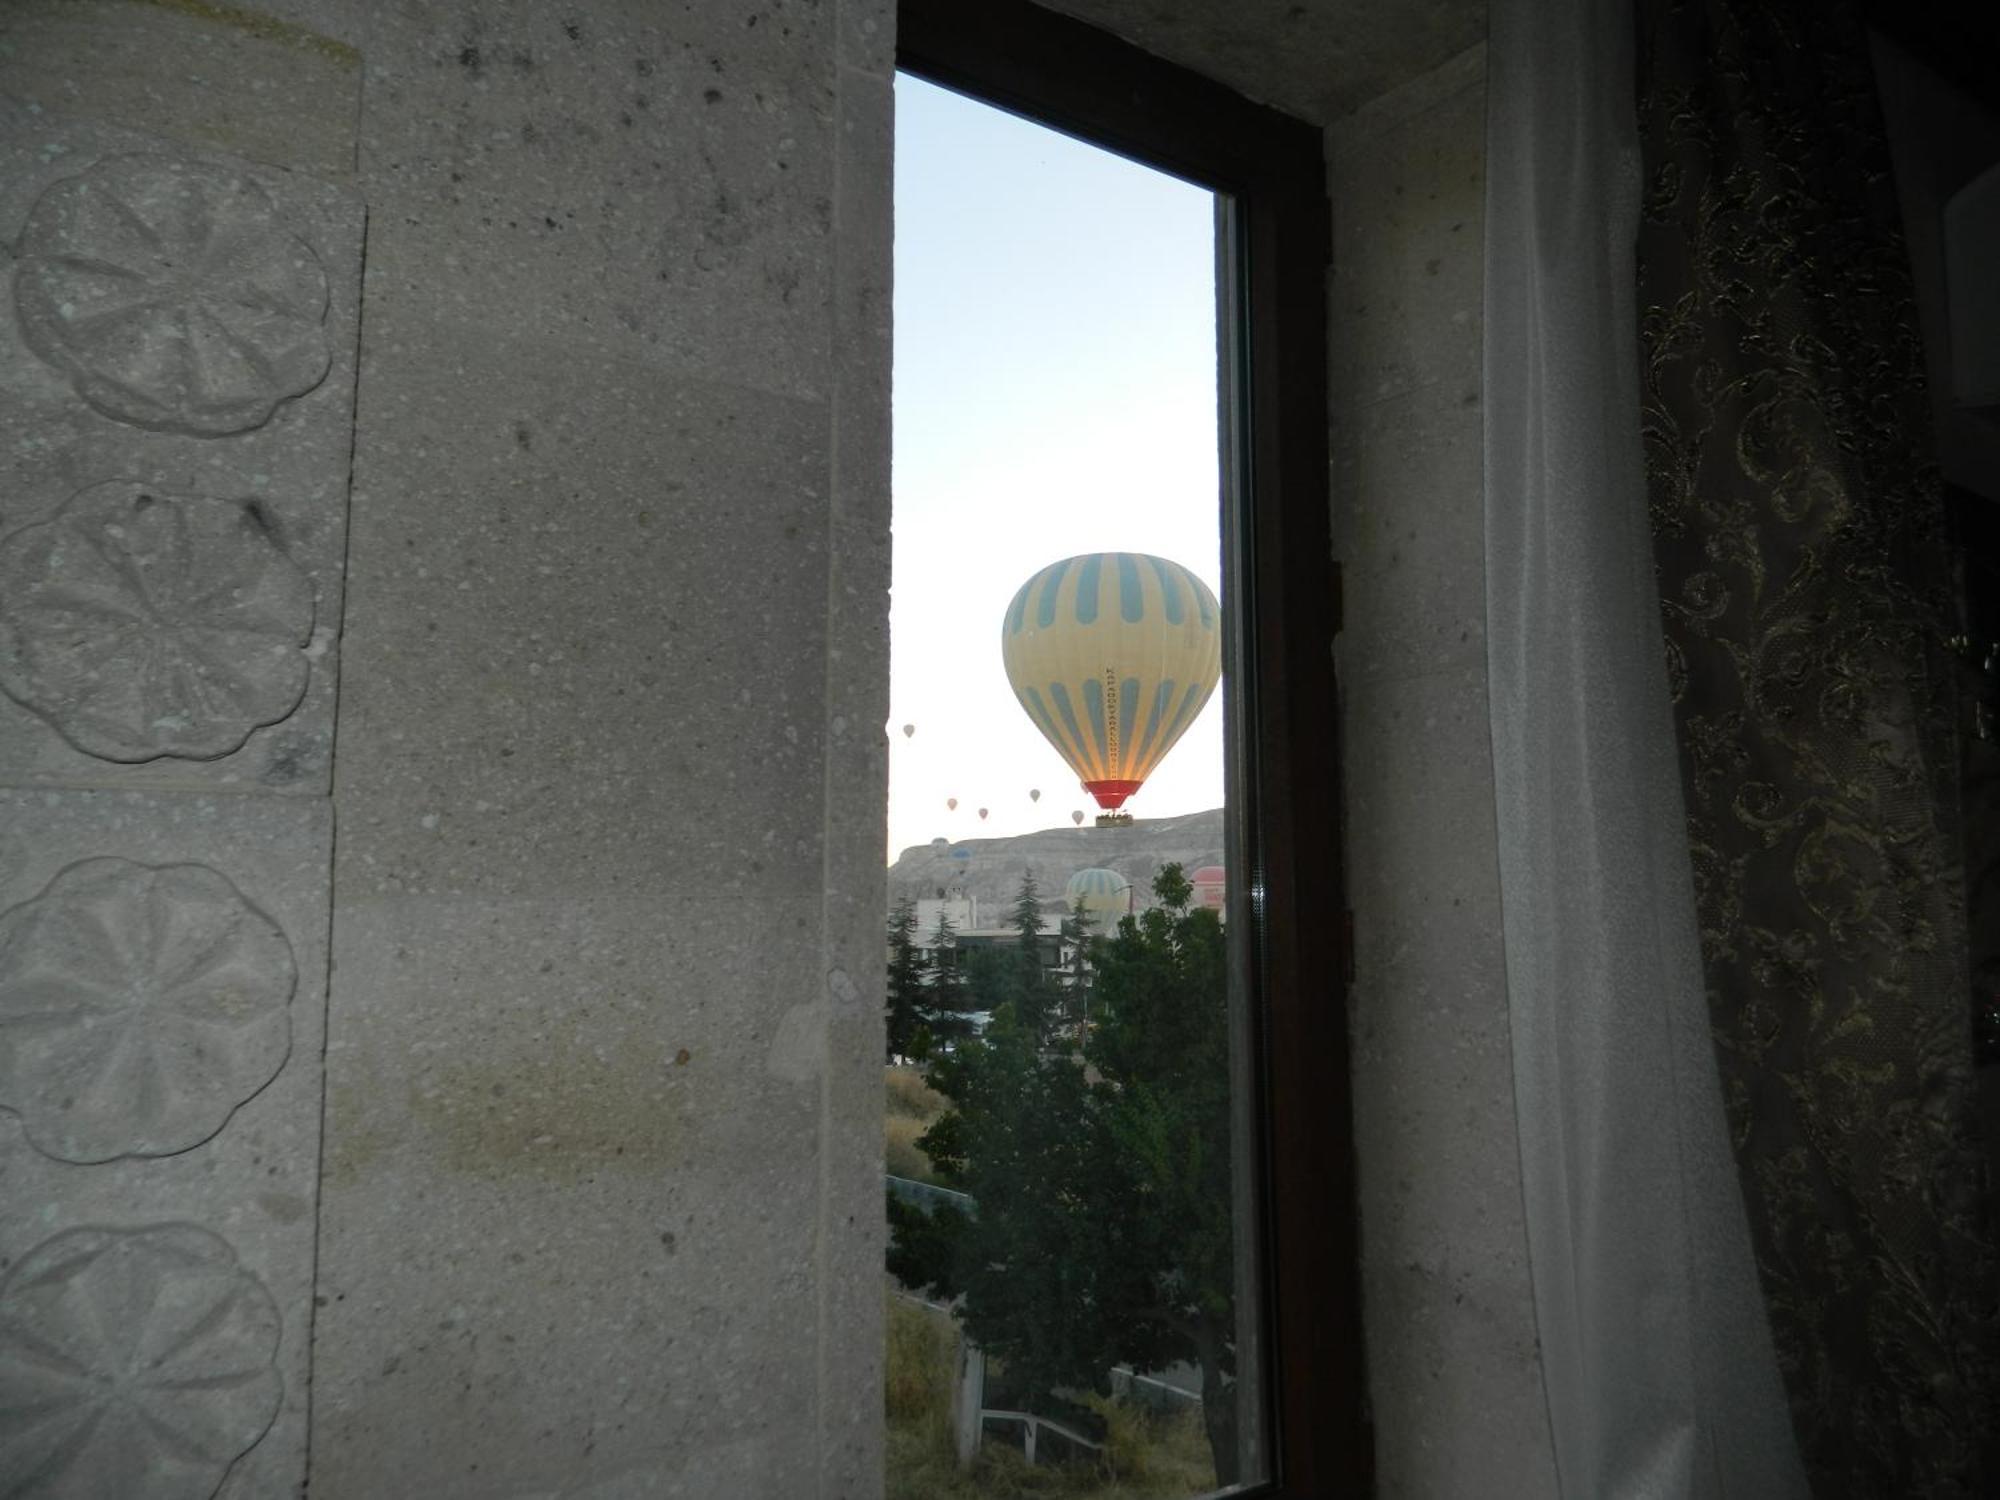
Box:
[978,808,989,821]
[947,797,958,811]
[1072,810,1085,825]
[902,724,916,739]
[1029,788,1041,802]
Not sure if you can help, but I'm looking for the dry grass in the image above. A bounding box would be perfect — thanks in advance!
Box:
[887,1291,960,1426]
[887,1065,950,1122]
[885,1296,1219,1500]
[1084,1396,1213,1493]
[886,1066,950,1183]
[886,1114,937,1182]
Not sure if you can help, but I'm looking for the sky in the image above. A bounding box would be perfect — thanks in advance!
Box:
[888,74,1225,861]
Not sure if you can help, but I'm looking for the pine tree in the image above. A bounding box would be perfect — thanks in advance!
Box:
[912,975,1105,1434]
[924,905,976,1050]
[1058,895,1095,1034]
[1005,869,1059,1041]
[884,897,928,1062]
[1084,862,1240,1479]
[893,864,1244,1482]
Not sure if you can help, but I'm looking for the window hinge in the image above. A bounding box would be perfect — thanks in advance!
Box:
[1341,909,1356,987]
[1330,559,1344,637]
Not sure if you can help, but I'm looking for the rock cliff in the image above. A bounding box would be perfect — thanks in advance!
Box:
[887,807,1225,919]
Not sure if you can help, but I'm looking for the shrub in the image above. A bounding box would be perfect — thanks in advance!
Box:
[884,1293,1217,1499]
[886,1064,949,1121]
[886,1113,936,1182]
[886,1295,956,1426]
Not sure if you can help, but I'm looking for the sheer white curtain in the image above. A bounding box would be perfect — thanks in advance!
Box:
[1481,0,1806,1495]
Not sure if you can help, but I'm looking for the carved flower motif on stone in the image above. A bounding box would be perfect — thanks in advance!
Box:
[0,481,315,762]
[0,858,295,1163]
[0,1223,282,1500]
[13,153,330,434]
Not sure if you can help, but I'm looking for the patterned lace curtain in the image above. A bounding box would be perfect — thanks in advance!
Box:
[1635,1,2000,1494]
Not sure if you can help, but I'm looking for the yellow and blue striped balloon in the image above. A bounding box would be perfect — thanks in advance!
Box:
[1001,552,1221,812]
[1064,867,1133,928]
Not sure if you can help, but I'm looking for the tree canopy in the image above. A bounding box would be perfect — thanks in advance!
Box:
[885,897,927,1062]
[884,898,980,1063]
[887,863,1243,1482]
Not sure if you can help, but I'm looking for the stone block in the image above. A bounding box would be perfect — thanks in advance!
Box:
[1332,377,1485,684]
[1338,665,1558,1496]
[1044,0,1485,124]
[332,322,830,902]
[1361,1252,1559,1500]
[325,0,839,400]
[0,788,331,1500]
[837,0,895,80]
[311,893,825,1499]
[0,0,362,179]
[0,102,363,796]
[1342,667,1519,1256]
[818,63,892,1500]
[1340,665,1501,948]
[1326,71,1485,411]
[1330,40,1487,147]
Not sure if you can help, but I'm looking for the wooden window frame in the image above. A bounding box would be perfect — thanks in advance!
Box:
[895,4,1368,1494]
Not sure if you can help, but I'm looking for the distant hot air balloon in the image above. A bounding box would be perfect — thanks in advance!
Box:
[978,808,989,821]
[1029,788,1041,802]
[902,724,916,739]
[1190,864,1227,913]
[1065,867,1132,930]
[1072,810,1085,826]
[947,797,958,812]
[1002,552,1222,813]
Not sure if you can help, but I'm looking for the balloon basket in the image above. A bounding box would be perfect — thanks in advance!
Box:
[1093,811,1134,827]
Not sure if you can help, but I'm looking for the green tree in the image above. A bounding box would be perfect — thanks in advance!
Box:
[891,864,1244,1482]
[952,870,1058,1049]
[906,988,1108,1435]
[1085,862,1239,1477]
[924,905,977,1050]
[1003,869,1060,1039]
[1058,894,1095,1033]
[936,873,1112,1057]
[885,897,928,1062]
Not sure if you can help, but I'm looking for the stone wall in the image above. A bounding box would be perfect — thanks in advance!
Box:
[0,2,889,1496]
[1328,44,1560,1499]
[0,13,363,1494]
[0,5,1551,1499]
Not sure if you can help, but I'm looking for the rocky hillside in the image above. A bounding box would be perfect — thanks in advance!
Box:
[887,807,1225,921]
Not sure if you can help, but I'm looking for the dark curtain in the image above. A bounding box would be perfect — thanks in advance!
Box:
[1635,0,1999,1494]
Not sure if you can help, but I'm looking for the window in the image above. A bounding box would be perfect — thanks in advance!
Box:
[895,3,1364,1493]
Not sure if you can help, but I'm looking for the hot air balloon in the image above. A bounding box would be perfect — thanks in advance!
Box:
[902,724,916,739]
[947,797,958,812]
[1064,867,1132,930]
[1071,810,1085,826]
[1029,788,1041,803]
[1002,552,1222,814]
[978,808,989,821]
[1190,864,1227,913]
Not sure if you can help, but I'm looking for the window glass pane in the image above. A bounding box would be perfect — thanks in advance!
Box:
[885,72,1267,1496]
